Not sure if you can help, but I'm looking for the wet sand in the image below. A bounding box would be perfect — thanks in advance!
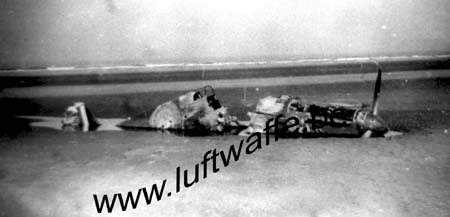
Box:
[0,128,449,217]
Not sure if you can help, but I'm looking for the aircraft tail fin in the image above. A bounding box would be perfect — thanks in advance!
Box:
[62,102,99,131]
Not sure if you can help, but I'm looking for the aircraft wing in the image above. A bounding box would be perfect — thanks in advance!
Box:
[17,116,126,131]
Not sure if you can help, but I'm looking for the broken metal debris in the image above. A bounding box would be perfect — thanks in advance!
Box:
[146,85,240,133]
[240,95,389,137]
[62,102,99,132]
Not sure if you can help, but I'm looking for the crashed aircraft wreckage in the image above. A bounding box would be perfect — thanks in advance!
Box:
[58,85,243,135]
[21,69,397,138]
[241,69,388,138]
[118,85,242,134]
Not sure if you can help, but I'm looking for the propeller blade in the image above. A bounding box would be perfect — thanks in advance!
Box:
[371,68,382,115]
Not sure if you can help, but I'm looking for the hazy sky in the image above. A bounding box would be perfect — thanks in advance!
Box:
[0,0,449,68]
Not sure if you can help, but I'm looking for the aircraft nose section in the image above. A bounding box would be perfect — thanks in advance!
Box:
[362,113,388,133]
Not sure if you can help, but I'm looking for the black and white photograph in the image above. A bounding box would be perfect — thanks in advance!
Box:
[0,0,449,216]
